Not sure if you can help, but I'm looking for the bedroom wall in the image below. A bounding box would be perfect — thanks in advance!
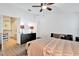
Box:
[36,12,79,40]
[76,13,79,36]
[20,14,37,34]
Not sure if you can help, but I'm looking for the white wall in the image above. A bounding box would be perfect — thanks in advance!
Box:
[20,14,37,34]
[36,12,79,40]
[76,13,79,37]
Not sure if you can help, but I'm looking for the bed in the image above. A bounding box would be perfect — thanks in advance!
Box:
[26,37,79,56]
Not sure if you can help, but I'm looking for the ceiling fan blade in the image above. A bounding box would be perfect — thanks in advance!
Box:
[40,9,42,12]
[47,7,52,11]
[47,3,54,5]
[41,3,43,6]
[32,6,41,7]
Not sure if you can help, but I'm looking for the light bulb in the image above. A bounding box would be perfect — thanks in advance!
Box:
[42,6,47,9]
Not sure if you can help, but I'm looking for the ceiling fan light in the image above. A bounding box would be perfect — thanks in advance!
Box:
[42,6,47,9]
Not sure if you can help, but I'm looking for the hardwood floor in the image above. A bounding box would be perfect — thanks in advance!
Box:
[3,44,27,56]
[0,50,2,56]
[3,39,17,50]
[0,39,27,56]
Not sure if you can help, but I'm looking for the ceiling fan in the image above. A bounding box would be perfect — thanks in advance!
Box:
[32,3,54,12]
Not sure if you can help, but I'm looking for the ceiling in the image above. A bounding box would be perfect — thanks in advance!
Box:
[10,3,55,14]
[55,3,79,13]
[1,3,79,14]
[11,3,79,14]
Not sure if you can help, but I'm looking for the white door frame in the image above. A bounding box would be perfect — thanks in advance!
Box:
[16,17,21,44]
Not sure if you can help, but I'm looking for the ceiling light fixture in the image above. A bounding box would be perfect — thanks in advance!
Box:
[42,5,47,9]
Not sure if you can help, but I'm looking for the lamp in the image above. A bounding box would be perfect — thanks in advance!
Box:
[20,25,24,34]
[42,5,47,9]
[30,26,34,33]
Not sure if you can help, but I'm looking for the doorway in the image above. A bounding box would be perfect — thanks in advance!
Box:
[3,16,17,50]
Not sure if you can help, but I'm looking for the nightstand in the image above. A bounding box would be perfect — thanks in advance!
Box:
[75,37,79,42]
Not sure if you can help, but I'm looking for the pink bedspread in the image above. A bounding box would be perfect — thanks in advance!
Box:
[26,38,51,56]
[43,38,79,56]
[26,38,79,56]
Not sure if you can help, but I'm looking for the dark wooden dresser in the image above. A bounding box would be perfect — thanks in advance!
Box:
[21,33,36,44]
